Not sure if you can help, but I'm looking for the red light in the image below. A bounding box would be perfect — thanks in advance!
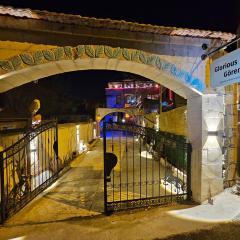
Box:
[169,90,173,101]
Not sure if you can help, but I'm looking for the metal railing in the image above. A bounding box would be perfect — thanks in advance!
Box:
[0,120,59,223]
[103,122,192,213]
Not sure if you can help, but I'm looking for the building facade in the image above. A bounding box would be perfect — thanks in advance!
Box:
[105,79,177,114]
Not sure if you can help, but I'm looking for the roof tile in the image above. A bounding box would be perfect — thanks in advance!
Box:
[0,5,236,42]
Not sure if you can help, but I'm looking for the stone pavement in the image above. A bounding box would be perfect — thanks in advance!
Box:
[4,138,105,226]
[0,204,215,240]
[168,187,240,223]
[0,139,240,240]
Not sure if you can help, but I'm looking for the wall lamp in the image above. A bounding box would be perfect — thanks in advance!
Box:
[208,131,218,136]
[208,130,225,137]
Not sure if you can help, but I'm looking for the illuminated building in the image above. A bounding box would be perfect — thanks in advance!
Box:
[105,79,176,113]
[105,80,161,112]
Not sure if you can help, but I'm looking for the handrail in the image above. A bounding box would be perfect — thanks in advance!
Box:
[105,121,188,147]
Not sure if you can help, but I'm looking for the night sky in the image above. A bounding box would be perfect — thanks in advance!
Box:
[0,0,239,117]
[37,70,149,101]
[0,0,238,32]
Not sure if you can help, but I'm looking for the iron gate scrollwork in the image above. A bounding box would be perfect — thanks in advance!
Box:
[0,121,59,223]
[103,122,192,213]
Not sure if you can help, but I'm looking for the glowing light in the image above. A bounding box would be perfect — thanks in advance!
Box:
[76,125,83,153]
[30,135,39,189]
[203,135,219,149]
[96,114,101,122]
[79,141,87,152]
[125,113,130,119]
[76,125,80,143]
[9,237,26,240]
[140,150,153,159]
[161,179,184,195]
[43,179,59,192]
[93,128,97,139]
[155,115,160,131]
[122,118,126,123]
[169,89,173,101]
[206,117,220,132]
[32,170,52,190]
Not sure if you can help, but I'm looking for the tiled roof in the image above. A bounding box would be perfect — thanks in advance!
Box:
[0,6,236,42]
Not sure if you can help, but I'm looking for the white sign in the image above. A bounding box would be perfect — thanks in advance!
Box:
[211,48,240,88]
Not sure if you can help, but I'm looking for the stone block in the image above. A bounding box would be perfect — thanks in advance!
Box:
[202,163,222,179]
[202,147,223,164]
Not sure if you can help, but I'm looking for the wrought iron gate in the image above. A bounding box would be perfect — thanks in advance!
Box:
[103,122,192,213]
[0,121,59,223]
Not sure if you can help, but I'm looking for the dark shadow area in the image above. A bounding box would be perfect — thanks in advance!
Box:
[0,70,150,119]
[158,222,240,240]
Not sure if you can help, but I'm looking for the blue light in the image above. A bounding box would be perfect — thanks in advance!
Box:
[162,101,168,107]
[154,58,205,92]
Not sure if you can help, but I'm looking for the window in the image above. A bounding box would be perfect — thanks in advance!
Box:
[125,94,137,106]
[116,95,122,105]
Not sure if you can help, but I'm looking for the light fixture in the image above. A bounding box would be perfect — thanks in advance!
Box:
[96,114,101,122]
[202,43,208,50]
[208,130,218,136]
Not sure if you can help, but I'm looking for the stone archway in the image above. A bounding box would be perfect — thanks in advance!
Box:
[0,45,224,203]
[0,45,202,98]
[96,108,140,122]
[95,108,140,137]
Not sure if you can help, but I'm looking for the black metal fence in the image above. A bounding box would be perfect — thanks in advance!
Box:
[0,121,59,223]
[103,122,191,213]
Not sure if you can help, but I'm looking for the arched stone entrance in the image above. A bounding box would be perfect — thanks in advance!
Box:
[96,108,139,121]
[0,45,202,97]
[95,108,140,137]
[0,44,224,203]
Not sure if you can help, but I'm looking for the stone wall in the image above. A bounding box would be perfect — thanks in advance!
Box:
[0,132,24,148]
[0,121,96,166]
[159,106,187,137]
[58,122,95,165]
[188,94,224,202]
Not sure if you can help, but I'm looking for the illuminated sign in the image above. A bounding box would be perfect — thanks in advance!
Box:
[211,48,240,88]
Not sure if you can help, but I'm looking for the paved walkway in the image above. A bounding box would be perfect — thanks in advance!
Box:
[0,139,240,240]
[5,139,104,227]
